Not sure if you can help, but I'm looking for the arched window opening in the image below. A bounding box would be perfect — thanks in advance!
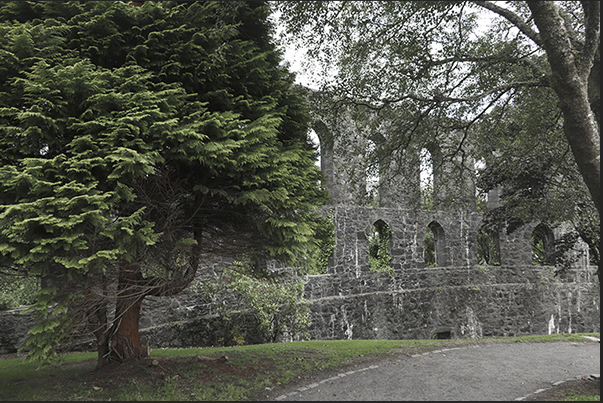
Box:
[474,159,488,212]
[477,225,500,266]
[309,128,321,169]
[424,227,435,267]
[367,219,393,275]
[531,223,555,266]
[366,140,379,204]
[424,221,446,267]
[420,148,434,210]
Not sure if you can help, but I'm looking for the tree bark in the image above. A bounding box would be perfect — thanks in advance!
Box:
[528,2,601,215]
[87,301,110,370]
[107,267,149,363]
[110,295,148,362]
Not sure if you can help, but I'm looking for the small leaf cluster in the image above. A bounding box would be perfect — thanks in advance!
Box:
[0,272,38,310]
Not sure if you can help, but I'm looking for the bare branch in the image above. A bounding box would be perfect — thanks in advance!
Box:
[472,1,543,46]
[378,79,544,105]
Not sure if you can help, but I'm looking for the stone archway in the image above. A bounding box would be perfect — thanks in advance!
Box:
[532,223,555,266]
[477,224,501,266]
[425,221,447,267]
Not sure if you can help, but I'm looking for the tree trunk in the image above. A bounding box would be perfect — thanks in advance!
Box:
[110,296,149,362]
[87,302,110,370]
[528,2,601,215]
[105,266,150,364]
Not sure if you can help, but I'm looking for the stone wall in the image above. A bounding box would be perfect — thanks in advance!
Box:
[1,197,599,354]
[1,263,597,354]
[0,307,34,354]
[133,203,599,348]
[303,266,599,341]
[299,204,599,342]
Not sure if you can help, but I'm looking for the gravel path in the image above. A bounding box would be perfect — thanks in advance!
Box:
[271,338,600,401]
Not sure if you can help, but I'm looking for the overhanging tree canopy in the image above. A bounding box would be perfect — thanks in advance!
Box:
[276,0,599,271]
[0,0,328,368]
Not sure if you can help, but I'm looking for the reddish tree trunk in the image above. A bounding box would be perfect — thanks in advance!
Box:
[110,296,149,362]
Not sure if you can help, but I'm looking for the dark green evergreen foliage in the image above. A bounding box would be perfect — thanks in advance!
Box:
[0,1,327,365]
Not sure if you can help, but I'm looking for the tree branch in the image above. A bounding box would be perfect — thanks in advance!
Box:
[380,79,544,105]
[472,1,543,46]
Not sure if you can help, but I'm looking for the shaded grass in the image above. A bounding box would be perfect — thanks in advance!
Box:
[0,333,599,401]
[562,395,600,401]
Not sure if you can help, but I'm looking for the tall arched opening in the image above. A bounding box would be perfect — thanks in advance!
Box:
[424,221,447,267]
[531,223,555,266]
[367,219,393,274]
[477,225,501,266]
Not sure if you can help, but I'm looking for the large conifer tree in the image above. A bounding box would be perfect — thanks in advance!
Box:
[0,1,327,368]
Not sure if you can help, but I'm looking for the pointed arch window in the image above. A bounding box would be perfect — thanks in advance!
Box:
[424,221,447,267]
[531,223,555,266]
[477,225,501,265]
[367,219,393,274]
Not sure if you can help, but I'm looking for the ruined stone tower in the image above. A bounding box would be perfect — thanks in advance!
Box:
[300,90,599,341]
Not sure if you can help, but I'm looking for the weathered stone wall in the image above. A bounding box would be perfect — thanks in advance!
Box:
[1,190,599,354]
[134,204,599,348]
[137,260,598,348]
[327,206,484,272]
[303,266,599,341]
[297,203,599,342]
[1,264,597,353]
